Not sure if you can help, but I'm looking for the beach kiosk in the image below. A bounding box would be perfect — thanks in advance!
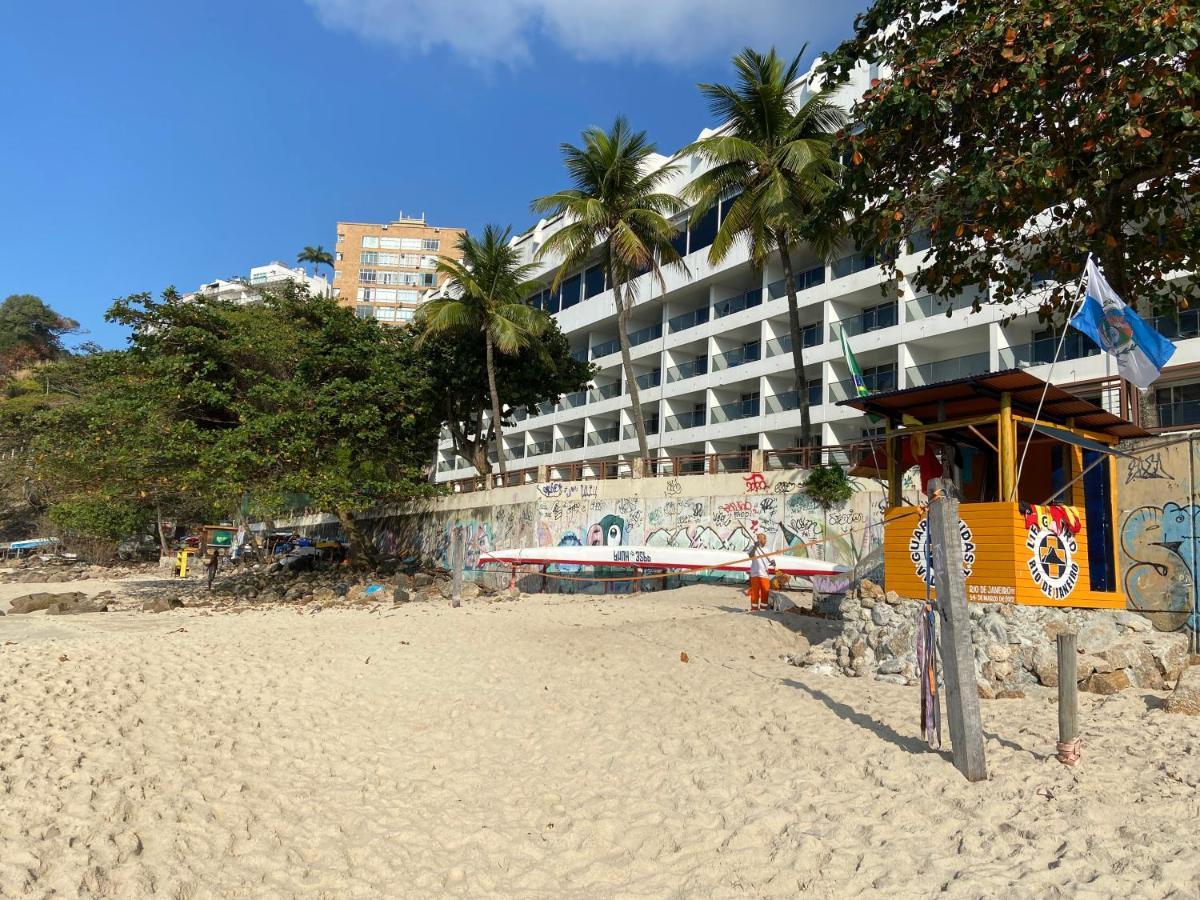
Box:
[840,371,1148,609]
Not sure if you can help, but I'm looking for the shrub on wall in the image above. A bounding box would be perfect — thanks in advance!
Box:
[804,464,854,511]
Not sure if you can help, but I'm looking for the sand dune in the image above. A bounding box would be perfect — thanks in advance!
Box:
[2,582,1198,898]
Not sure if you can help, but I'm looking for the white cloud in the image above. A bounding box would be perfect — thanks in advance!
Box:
[306,0,853,66]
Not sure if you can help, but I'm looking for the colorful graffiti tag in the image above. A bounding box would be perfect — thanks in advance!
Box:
[1121,502,1200,632]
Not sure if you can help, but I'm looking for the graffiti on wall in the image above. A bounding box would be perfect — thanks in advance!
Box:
[1121,502,1200,632]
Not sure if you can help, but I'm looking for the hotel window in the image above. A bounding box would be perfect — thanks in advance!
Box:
[362,236,380,249]
[861,362,897,393]
[337,233,345,244]
[397,290,419,303]
[377,252,400,266]
[397,308,416,322]
[361,251,379,265]
[422,238,440,251]
[584,265,605,299]
[420,255,439,269]
[1157,382,1200,428]
[560,273,582,310]
[861,301,897,332]
[335,251,343,261]
[374,307,397,321]
[359,269,378,283]
[379,237,402,250]
[689,204,719,254]
[355,305,373,318]
[419,273,436,287]
[400,254,421,267]
[401,238,424,250]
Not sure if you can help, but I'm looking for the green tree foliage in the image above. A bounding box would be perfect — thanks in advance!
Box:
[0,294,79,375]
[803,463,855,511]
[49,497,149,542]
[419,226,548,478]
[81,285,443,564]
[417,319,593,476]
[532,118,686,461]
[823,0,1200,315]
[683,47,845,446]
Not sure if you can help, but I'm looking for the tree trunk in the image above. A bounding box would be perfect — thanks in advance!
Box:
[154,500,169,559]
[611,265,651,462]
[337,508,378,570]
[485,332,508,482]
[776,236,813,447]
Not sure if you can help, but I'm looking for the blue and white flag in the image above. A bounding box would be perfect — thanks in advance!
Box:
[1069,258,1176,390]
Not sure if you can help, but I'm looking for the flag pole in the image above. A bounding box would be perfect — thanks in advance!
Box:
[1012,255,1093,498]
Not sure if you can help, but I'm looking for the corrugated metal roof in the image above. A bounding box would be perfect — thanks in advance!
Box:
[838,369,1149,440]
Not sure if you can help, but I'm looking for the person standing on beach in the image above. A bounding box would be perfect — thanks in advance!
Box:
[206,550,220,590]
[747,532,771,612]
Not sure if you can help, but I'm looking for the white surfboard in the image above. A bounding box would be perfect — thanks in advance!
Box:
[478,545,847,578]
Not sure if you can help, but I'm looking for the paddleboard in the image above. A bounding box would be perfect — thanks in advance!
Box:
[478,545,847,577]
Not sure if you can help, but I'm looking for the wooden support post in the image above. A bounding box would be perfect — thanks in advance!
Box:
[1056,632,1081,766]
[999,393,1016,502]
[928,479,989,782]
[450,527,464,608]
[886,432,901,508]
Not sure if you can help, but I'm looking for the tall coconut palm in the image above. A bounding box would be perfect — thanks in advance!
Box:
[417,225,546,480]
[682,47,845,448]
[532,117,686,463]
[297,245,334,280]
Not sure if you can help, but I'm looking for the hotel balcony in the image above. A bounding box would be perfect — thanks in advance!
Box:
[666,357,708,384]
[906,351,990,387]
[709,397,761,424]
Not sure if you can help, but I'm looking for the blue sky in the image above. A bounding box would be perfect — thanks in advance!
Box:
[0,0,866,348]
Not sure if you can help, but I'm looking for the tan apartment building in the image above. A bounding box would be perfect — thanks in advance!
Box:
[333,213,465,326]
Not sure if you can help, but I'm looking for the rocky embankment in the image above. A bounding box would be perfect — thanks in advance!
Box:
[790,579,1197,712]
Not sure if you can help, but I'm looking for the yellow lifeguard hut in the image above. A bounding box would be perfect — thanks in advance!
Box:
[841,371,1148,609]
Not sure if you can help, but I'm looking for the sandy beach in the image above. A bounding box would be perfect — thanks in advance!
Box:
[2,580,1199,899]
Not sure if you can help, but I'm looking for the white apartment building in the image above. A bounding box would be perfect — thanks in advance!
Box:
[183,262,331,305]
[434,63,1200,485]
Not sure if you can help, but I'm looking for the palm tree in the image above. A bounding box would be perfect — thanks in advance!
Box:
[297,245,334,280]
[532,117,686,463]
[417,225,546,480]
[682,47,845,448]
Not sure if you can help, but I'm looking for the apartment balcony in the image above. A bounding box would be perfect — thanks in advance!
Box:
[436,460,453,473]
[764,326,821,358]
[665,410,707,432]
[766,266,826,298]
[831,251,877,280]
[570,349,588,363]
[668,307,710,334]
[1158,398,1200,428]
[536,400,554,415]
[711,343,761,372]
[999,334,1099,368]
[633,370,662,390]
[558,390,587,411]
[527,439,553,457]
[828,375,896,403]
[503,447,524,463]
[591,322,663,359]
[713,288,762,319]
[586,425,621,447]
[906,351,990,387]
[832,304,898,339]
[588,382,621,403]
[763,384,822,414]
[554,434,584,452]
[510,407,528,423]
[621,418,660,440]
[666,358,708,383]
[709,397,761,424]
[1152,310,1200,341]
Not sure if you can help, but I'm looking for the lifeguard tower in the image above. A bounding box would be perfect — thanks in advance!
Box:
[841,371,1148,609]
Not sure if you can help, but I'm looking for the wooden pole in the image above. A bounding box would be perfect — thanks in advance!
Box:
[886,432,901,508]
[450,527,463,608]
[999,393,1016,501]
[1056,632,1081,765]
[928,479,988,782]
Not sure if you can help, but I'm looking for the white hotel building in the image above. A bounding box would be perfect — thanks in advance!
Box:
[434,63,1200,486]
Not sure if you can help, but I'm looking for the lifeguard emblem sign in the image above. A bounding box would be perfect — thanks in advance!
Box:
[1025,519,1080,600]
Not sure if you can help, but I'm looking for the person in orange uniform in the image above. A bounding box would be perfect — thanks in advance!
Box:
[747,532,771,612]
